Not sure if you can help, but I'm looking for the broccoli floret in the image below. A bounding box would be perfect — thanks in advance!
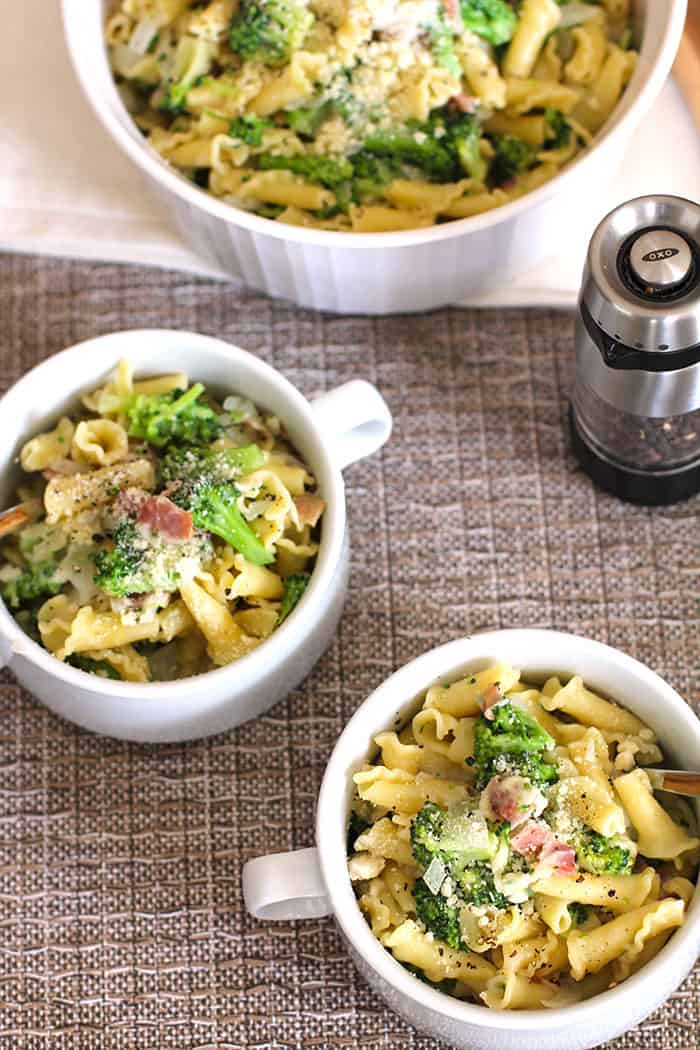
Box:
[568,902,590,926]
[67,655,121,680]
[258,153,354,188]
[426,15,462,78]
[362,112,484,183]
[347,810,371,853]
[277,573,310,625]
[349,152,401,197]
[473,702,558,788]
[229,114,273,145]
[159,444,266,488]
[489,134,536,186]
[450,115,487,181]
[126,384,221,448]
[461,862,509,909]
[413,878,466,950]
[1,560,61,609]
[287,101,334,137]
[574,828,633,876]
[229,0,314,66]
[545,107,571,149]
[459,0,517,45]
[93,517,213,597]
[171,480,273,566]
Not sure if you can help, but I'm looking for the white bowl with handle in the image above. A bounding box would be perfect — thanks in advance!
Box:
[61,1,686,314]
[0,329,392,741]
[243,629,700,1050]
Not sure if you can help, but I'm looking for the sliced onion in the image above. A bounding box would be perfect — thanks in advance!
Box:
[558,2,601,29]
[423,856,447,895]
[129,16,161,55]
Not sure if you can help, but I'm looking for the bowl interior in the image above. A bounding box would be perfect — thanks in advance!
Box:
[318,630,700,1030]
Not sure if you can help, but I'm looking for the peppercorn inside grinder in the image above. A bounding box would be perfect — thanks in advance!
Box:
[570,195,700,505]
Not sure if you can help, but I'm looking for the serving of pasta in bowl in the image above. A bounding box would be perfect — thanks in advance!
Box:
[0,329,391,741]
[243,629,700,1050]
[61,1,686,312]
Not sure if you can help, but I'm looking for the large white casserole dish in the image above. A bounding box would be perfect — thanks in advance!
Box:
[62,1,686,314]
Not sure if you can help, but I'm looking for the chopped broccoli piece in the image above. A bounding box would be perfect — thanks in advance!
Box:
[258,153,353,188]
[489,134,536,186]
[287,101,334,137]
[67,655,122,680]
[171,480,273,566]
[568,902,590,926]
[450,115,487,181]
[459,0,517,45]
[0,560,61,610]
[229,114,273,145]
[361,112,484,183]
[545,107,571,149]
[426,15,462,78]
[159,444,266,488]
[125,384,221,448]
[413,878,467,951]
[229,0,314,66]
[277,573,310,625]
[347,810,371,853]
[461,862,509,909]
[160,81,191,115]
[350,151,401,196]
[473,702,558,788]
[93,517,212,597]
[574,828,633,876]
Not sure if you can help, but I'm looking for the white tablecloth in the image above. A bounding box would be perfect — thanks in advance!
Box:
[3,1,700,307]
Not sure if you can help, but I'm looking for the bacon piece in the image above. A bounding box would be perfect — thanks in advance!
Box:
[294,494,326,528]
[479,775,546,828]
[480,682,503,720]
[451,93,479,114]
[511,820,577,876]
[138,495,193,541]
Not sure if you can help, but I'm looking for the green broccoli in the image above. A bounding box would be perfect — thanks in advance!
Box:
[229,0,314,66]
[159,37,214,114]
[287,101,334,137]
[258,153,354,188]
[229,114,273,146]
[277,573,310,625]
[347,810,371,853]
[361,112,484,183]
[489,134,536,186]
[0,560,62,609]
[170,479,273,566]
[450,115,487,181]
[67,655,122,680]
[426,15,462,78]
[574,828,633,876]
[413,878,467,951]
[460,0,517,45]
[349,152,401,197]
[473,702,558,788]
[126,384,221,448]
[461,862,509,909]
[93,518,213,598]
[159,444,266,488]
[568,902,590,926]
[545,107,571,149]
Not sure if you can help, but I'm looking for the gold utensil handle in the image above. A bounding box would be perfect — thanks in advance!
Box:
[0,500,42,539]
[652,770,700,797]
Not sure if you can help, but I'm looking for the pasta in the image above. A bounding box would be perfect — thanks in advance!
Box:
[0,360,325,682]
[347,663,699,1010]
[106,0,637,232]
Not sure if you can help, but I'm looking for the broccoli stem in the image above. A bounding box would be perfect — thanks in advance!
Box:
[194,492,273,566]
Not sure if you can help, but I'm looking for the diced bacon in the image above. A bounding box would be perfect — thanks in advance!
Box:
[479,775,546,828]
[511,820,577,876]
[293,494,326,528]
[138,495,193,541]
[451,93,479,114]
[113,487,148,519]
[480,682,503,720]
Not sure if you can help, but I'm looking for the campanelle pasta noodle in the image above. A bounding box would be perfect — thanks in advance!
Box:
[0,360,325,682]
[106,0,637,232]
[347,664,699,1010]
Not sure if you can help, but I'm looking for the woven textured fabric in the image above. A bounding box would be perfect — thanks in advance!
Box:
[0,253,698,1050]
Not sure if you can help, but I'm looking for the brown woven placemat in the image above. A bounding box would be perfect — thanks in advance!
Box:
[0,253,698,1050]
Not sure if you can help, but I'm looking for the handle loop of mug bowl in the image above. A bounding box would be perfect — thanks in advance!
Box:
[242,846,332,920]
[311,381,392,471]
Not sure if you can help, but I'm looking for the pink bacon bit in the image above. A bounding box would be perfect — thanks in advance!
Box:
[511,821,577,876]
[451,93,479,114]
[293,494,326,528]
[138,495,193,541]
[480,682,503,721]
[479,775,545,829]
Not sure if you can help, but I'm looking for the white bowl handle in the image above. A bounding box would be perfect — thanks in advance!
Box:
[311,381,392,471]
[242,846,332,920]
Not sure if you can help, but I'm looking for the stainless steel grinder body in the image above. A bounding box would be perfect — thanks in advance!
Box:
[571,195,700,504]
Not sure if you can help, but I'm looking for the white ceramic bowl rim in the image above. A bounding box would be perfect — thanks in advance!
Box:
[0,329,346,700]
[316,629,700,1031]
[61,1,686,249]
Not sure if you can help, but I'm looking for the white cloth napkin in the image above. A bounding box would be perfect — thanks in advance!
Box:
[4,1,700,308]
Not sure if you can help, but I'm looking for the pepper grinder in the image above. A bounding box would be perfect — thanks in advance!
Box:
[570,195,700,505]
